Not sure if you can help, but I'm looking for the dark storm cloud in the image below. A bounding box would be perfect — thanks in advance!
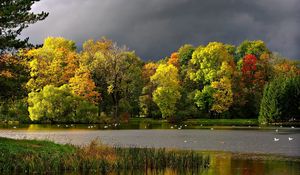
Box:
[21,0,300,60]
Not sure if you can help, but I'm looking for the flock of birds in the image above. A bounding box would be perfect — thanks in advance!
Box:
[273,137,294,141]
[273,127,295,142]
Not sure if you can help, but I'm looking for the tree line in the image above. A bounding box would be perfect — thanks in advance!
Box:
[0,37,299,124]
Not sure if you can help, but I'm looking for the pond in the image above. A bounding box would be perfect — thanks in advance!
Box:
[0,124,299,175]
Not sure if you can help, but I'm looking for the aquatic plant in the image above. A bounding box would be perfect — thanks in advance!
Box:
[0,138,210,174]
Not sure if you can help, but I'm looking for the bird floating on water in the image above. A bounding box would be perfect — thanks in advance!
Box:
[275,129,278,132]
[184,140,187,143]
[274,138,279,141]
[288,137,294,141]
[210,128,214,130]
[291,126,295,129]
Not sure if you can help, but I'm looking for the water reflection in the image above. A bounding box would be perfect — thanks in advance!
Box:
[61,154,300,175]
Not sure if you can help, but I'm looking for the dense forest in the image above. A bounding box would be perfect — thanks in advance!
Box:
[0,37,299,124]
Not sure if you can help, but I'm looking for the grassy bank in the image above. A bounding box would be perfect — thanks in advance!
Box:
[130,118,259,126]
[183,119,258,126]
[2,118,299,129]
[0,137,209,174]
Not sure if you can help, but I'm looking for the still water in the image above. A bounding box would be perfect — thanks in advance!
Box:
[0,124,299,175]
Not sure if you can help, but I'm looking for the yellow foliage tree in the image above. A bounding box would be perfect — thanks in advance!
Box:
[25,37,79,91]
[69,65,100,104]
[211,77,233,113]
[167,52,180,68]
[151,64,181,118]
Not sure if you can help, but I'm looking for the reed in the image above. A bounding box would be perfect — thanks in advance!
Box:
[0,137,210,174]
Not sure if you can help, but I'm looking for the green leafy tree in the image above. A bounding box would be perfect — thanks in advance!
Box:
[0,0,48,53]
[235,40,269,61]
[151,64,181,119]
[190,42,234,83]
[189,42,235,116]
[194,85,214,114]
[81,39,143,119]
[178,44,195,66]
[28,84,98,123]
[259,76,300,124]
[0,54,28,100]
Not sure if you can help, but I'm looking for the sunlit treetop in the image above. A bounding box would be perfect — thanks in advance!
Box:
[190,42,234,83]
[236,40,269,60]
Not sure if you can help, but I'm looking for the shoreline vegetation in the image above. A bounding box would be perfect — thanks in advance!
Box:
[0,137,210,174]
[0,137,299,174]
[0,118,299,127]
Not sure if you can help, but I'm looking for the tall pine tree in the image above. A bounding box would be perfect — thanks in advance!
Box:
[0,0,48,53]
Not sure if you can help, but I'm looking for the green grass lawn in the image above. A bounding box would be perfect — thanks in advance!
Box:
[129,118,258,126]
[183,118,258,126]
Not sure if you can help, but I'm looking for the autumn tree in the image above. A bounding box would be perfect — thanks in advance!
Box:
[233,53,271,118]
[25,37,79,91]
[139,62,160,118]
[167,52,180,68]
[0,0,48,53]
[69,65,100,104]
[235,40,269,61]
[190,42,234,83]
[271,54,300,77]
[151,64,181,119]
[189,42,234,116]
[81,39,143,119]
[211,77,233,113]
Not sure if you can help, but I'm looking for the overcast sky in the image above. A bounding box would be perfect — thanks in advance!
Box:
[21,0,300,60]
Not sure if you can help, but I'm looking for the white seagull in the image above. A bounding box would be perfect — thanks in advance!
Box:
[288,137,294,141]
[274,138,279,142]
